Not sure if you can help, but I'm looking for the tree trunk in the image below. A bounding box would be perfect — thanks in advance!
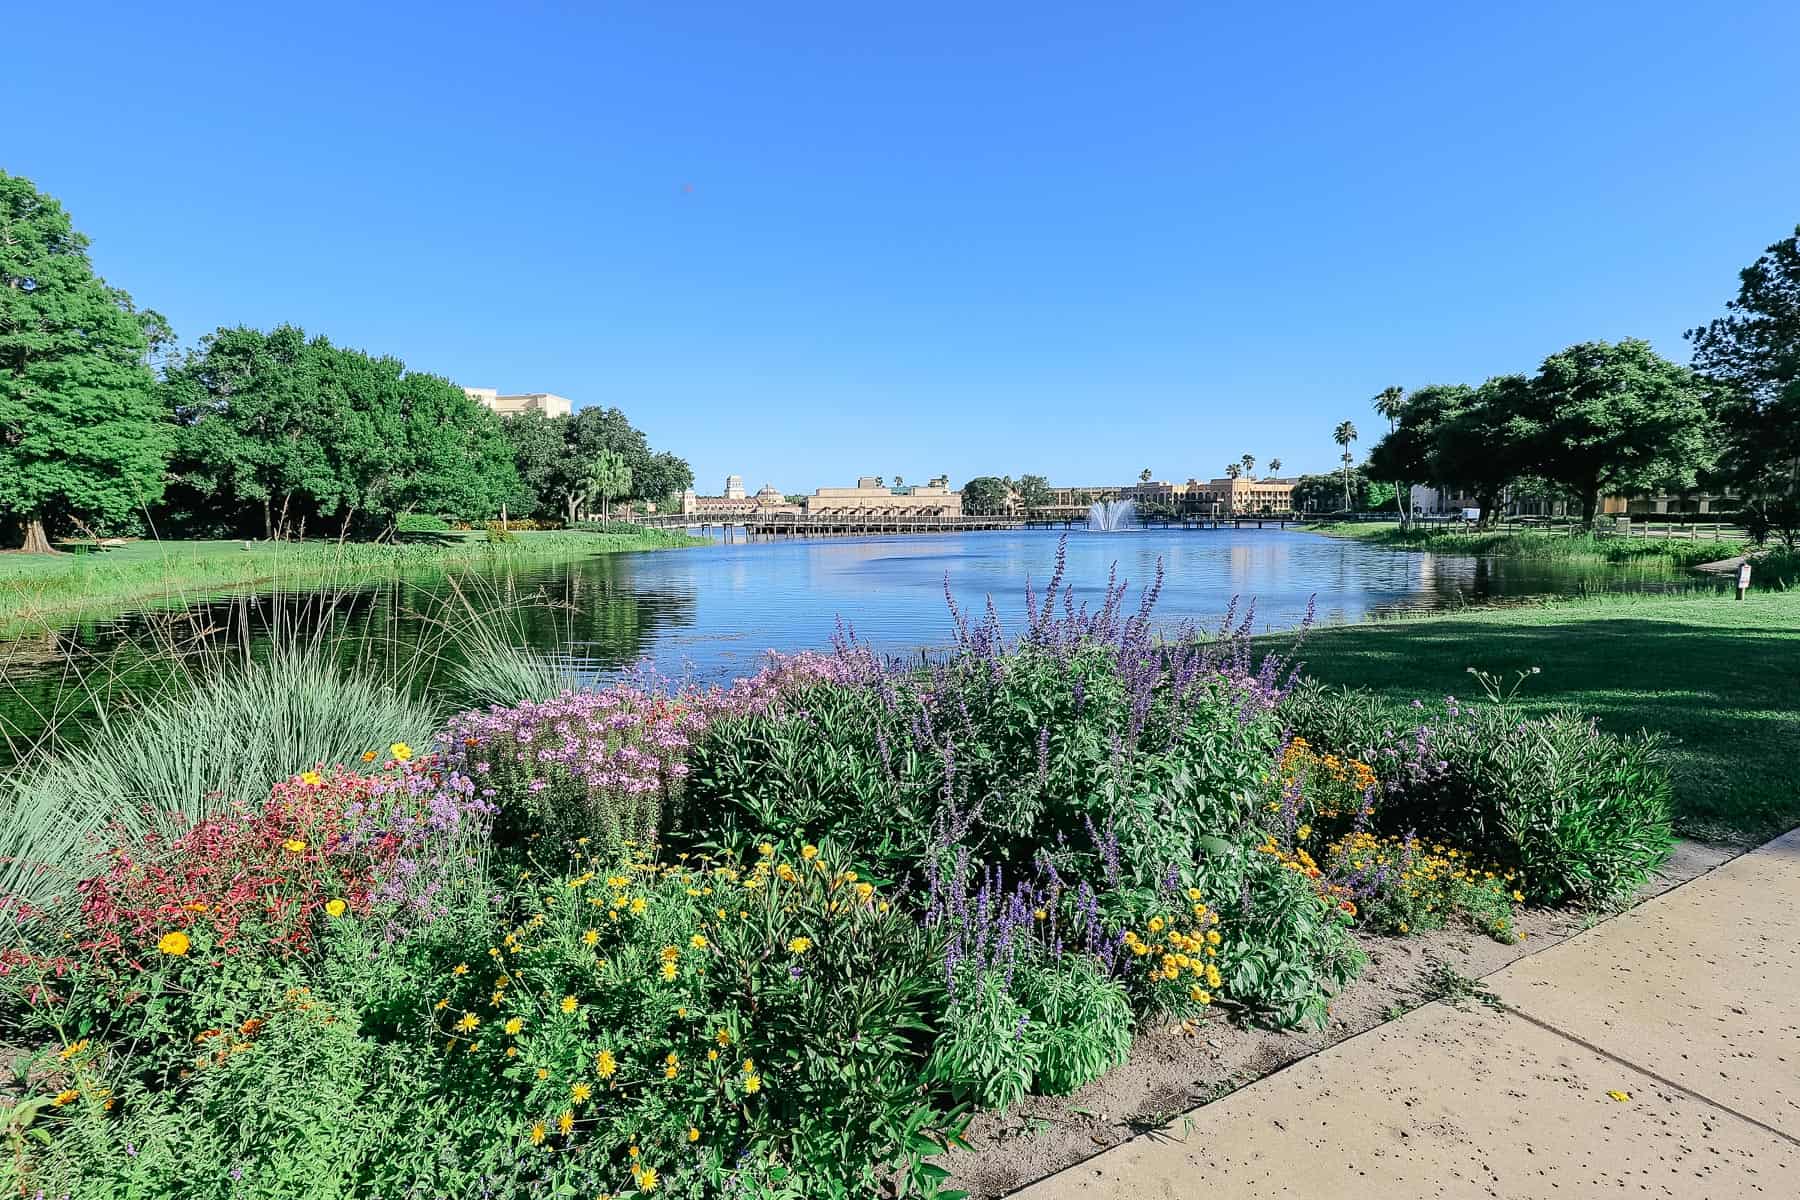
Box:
[21,518,57,554]
[1581,486,1600,525]
[565,494,578,527]
[1393,479,1409,529]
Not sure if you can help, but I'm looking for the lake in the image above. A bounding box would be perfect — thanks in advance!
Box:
[1,529,1720,728]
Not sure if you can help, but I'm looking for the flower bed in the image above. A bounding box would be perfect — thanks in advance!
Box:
[2,546,1672,1198]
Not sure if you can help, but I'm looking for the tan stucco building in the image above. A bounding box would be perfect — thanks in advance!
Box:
[463,388,573,419]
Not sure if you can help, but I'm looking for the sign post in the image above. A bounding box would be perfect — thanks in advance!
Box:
[1737,561,1753,600]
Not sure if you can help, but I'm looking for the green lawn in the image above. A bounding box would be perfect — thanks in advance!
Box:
[0,529,704,633]
[1307,520,1753,569]
[1261,590,1800,846]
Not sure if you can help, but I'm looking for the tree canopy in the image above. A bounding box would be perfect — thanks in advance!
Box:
[0,171,172,550]
[162,326,519,537]
[1688,225,1800,544]
[961,476,1010,514]
[1526,339,1714,522]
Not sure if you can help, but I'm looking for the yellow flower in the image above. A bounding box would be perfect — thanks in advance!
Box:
[455,1012,480,1033]
[528,1121,546,1145]
[390,742,414,762]
[1513,890,1525,902]
[361,750,378,763]
[157,930,191,956]
[597,1049,617,1078]
[630,897,647,916]
[758,842,774,856]
[504,1017,523,1036]
[715,1027,733,1046]
[560,995,578,1015]
[856,882,875,903]
[660,961,678,982]
[788,936,812,954]
[557,1109,574,1134]
[689,934,708,950]
[299,770,324,787]
[742,1073,762,1094]
[324,898,347,918]
[58,1039,90,1060]
[571,1081,592,1103]
[687,1126,700,1142]
[582,928,599,946]
[452,962,470,976]
[1606,1090,1631,1102]
[283,839,307,854]
[800,844,819,861]
[637,1167,659,1192]
[1189,987,1212,1006]
[52,1089,79,1107]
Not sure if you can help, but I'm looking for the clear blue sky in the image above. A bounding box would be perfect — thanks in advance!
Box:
[7,1,1798,493]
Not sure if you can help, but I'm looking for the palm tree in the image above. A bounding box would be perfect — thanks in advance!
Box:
[1241,454,1256,479]
[582,447,634,521]
[893,475,905,490]
[1333,420,1359,510]
[1224,463,1242,480]
[1371,387,1409,527]
[1139,468,1153,484]
[1268,457,1283,475]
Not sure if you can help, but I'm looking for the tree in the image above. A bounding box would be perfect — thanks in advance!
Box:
[1434,378,1538,527]
[1526,340,1716,523]
[961,476,1010,514]
[581,447,633,521]
[1367,384,1466,525]
[1370,386,1410,526]
[1240,453,1255,478]
[1268,457,1282,475]
[1332,420,1359,509]
[1293,471,1369,512]
[163,326,517,538]
[893,474,905,489]
[1015,474,1051,513]
[1138,468,1152,483]
[1688,225,1800,545]
[501,409,567,519]
[1223,463,1242,480]
[0,171,173,551]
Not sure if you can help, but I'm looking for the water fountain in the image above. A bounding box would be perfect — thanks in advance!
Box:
[1085,498,1138,531]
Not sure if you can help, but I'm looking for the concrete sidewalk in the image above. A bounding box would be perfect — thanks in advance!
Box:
[1016,830,1800,1199]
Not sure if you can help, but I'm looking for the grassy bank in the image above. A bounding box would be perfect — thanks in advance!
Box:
[0,528,706,632]
[1308,521,1749,568]
[1263,590,1800,845]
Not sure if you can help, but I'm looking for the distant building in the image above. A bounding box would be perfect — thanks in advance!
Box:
[724,475,747,500]
[1121,476,1297,514]
[681,478,802,518]
[463,388,573,419]
[804,478,962,517]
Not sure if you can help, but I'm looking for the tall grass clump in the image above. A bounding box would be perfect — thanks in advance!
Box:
[0,642,437,912]
[1322,524,1746,569]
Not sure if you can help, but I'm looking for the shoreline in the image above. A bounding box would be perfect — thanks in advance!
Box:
[0,529,708,636]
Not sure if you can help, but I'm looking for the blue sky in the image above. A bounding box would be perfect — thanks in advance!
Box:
[7,2,1798,493]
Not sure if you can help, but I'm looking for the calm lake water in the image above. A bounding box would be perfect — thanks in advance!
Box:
[2,529,1719,722]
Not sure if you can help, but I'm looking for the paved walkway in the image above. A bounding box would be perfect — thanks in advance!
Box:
[1016,829,1800,1199]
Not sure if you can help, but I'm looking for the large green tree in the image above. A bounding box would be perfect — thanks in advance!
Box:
[1014,473,1051,513]
[581,447,633,521]
[1687,225,1800,545]
[961,476,1010,514]
[0,171,172,551]
[1434,376,1540,527]
[1526,339,1716,523]
[163,326,517,537]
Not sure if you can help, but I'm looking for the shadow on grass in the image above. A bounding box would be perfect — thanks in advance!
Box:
[1281,617,1800,844]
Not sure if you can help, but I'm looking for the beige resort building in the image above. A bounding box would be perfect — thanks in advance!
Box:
[1122,476,1298,514]
[681,475,962,519]
[462,388,573,419]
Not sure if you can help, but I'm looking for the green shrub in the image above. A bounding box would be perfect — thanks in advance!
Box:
[1016,957,1133,1095]
[395,512,452,534]
[1280,676,1675,904]
[924,968,1042,1111]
